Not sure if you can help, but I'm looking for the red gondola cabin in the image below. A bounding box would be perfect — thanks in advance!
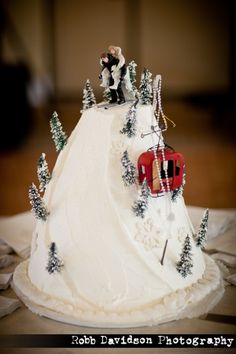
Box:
[138,147,184,196]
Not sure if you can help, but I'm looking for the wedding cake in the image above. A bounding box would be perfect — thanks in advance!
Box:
[13,63,224,327]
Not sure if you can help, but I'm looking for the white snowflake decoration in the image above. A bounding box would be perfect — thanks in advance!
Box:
[177,227,188,242]
[134,218,163,251]
[110,140,126,157]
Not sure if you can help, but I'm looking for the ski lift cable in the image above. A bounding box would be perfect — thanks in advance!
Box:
[152,75,175,263]
[152,75,170,194]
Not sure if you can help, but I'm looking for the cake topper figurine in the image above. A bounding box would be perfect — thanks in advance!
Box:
[99,45,133,104]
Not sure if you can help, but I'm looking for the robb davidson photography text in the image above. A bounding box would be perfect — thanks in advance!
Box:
[71,334,234,348]
[0,334,235,348]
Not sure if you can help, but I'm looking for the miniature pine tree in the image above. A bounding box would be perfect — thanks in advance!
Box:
[50,111,67,152]
[128,60,138,97]
[103,88,112,103]
[176,235,193,278]
[46,242,64,274]
[121,150,137,186]
[171,186,182,202]
[120,100,138,138]
[139,68,153,105]
[81,79,96,112]
[37,153,51,192]
[132,179,149,218]
[196,208,209,248]
[29,183,49,221]
[172,168,186,202]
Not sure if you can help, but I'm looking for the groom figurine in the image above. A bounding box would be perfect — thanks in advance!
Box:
[100,46,126,104]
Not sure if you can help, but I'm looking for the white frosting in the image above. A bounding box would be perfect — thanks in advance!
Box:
[13,255,224,327]
[14,103,223,326]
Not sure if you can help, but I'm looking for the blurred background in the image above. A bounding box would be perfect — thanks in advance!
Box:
[0,0,235,215]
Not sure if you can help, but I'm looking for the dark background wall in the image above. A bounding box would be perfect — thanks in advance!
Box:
[1,0,233,98]
[0,0,235,214]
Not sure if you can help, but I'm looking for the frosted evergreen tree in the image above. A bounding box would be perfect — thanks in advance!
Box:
[46,242,64,274]
[171,186,182,202]
[139,68,153,105]
[37,153,51,192]
[50,111,67,152]
[176,235,193,278]
[120,100,138,138]
[196,208,209,248]
[29,183,49,221]
[103,88,112,103]
[172,168,186,202]
[132,179,149,218]
[81,79,96,112]
[121,150,137,186]
[128,60,138,97]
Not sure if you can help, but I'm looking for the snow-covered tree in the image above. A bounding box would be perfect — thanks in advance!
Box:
[29,183,49,221]
[121,150,137,186]
[132,179,149,218]
[81,79,96,112]
[103,88,112,103]
[171,187,182,202]
[139,68,153,105]
[120,100,138,138]
[128,60,138,97]
[37,153,51,192]
[46,242,64,274]
[172,168,186,202]
[196,208,209,248]
[176,235,193,278]
[50,111,67,152]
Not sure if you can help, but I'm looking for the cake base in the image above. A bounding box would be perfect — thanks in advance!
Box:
[12,255,224,328]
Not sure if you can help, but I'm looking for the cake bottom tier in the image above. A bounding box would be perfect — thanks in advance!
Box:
[12,255,224,328]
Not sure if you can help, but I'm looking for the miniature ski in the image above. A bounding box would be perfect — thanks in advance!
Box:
[96,102,127,110]
[96,102,117,109]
